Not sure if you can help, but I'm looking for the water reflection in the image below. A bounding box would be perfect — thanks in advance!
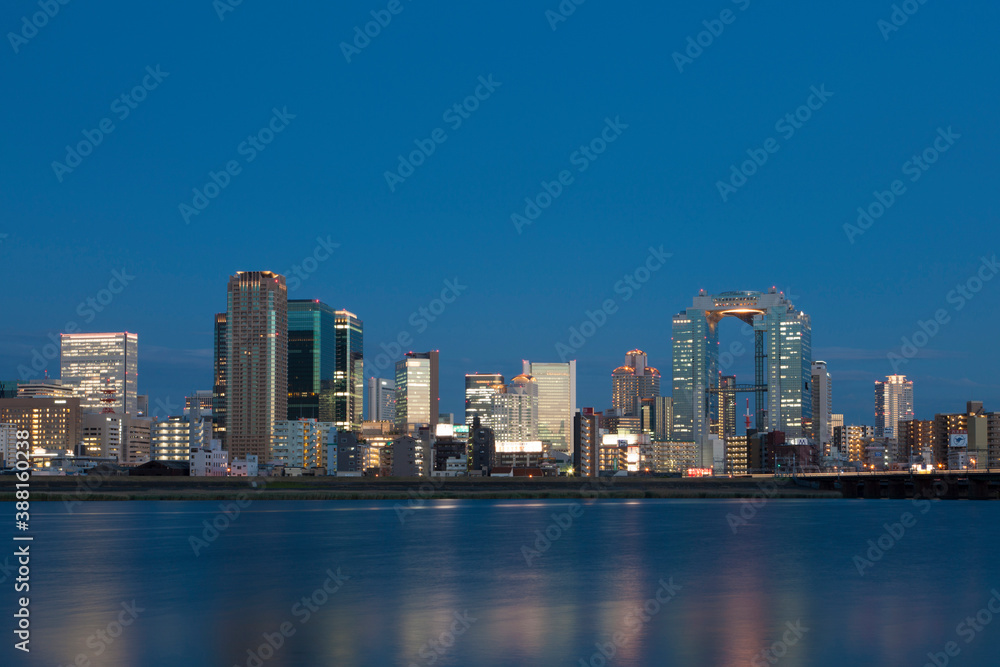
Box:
[12,499,1000,666]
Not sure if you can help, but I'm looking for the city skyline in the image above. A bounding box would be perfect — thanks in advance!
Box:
[5,281,997,431]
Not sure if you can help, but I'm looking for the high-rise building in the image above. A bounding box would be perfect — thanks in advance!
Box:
[151,415,212,462]
[17,379,77,398]
[899,419,935,463]
[0,381,18,399]
[490,374,539,443]
[717,375,737,439]
[522,360,576,454]
[185,391,214,415]
[395,351,439,432]
[875,375,914,439]
[271,419,333,469]
[287,300,336,421]
[60,332,138,415]
[465,373,503,427]
[367,378,396,423]
[834,425,874,463]
[213,312,227,448]
[611,350,661,417]
[334,309,364,432]
[811,361,833,449]
[574,409,602,477]
[672,289,812,443]
[226,271,288,463]
[650,396,673,442]
[0,396,82,452]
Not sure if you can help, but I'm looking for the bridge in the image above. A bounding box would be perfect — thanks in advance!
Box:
[793,471,1000,500]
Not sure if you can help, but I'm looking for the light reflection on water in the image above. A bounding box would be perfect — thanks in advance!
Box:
[9,499,1000,666]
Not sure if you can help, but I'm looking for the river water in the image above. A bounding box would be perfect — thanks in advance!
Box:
[7,498,1000,666]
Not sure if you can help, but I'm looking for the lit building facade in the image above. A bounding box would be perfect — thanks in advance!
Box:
[522,360,576,454]
[213,312,227,448]
[811,361,833,449]
[271,419,334,469]
[0,396,82,452]
[287,300,336,421]
[151,415,212,462]
[612,350,660,417]
[465,373,503,428]
[395,351,439,432]
[875,374,914,440]
[672,289,812,443]
[490,374,538,444]
[334,309,364,432]
[367,378,396,423]
[226,271,288,463]
[60,332,138,415]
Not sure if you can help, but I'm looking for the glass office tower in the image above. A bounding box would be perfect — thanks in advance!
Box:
[60,332,138,415]
[395,351,439,432]
[334,309,364,432]
[465,373,504,427]
[287,300,337,422]
[521,360,576,454]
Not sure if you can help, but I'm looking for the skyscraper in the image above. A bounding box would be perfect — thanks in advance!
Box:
[465,373,504,427]
[60,332,138,415]
[611,350,661,417]
[717,375,737,439]
[213,313,227,448]
[334,309,364,432]
[226,271,288,463]
[522,360,576,454]
[875,374,914,439]
[811,361,832,448]
[489,374,539,443]
[395,351,439,432]
[287,300,336,421]
[671,289,812,443]
[367,377,396,423]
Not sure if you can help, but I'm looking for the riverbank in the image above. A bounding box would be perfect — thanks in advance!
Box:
[0,475,840,501]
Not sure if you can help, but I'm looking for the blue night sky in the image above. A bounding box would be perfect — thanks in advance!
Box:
[1,0,997,425]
